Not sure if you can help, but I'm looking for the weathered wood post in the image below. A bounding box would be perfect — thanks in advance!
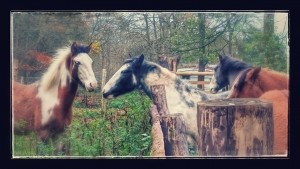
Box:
[150,105,165,156]
[150,85,189,156]
[197,98,274,157]
[160,113,189,156]
[101,69,107,113]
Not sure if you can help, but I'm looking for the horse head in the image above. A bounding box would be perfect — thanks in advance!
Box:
[102,54,144,99]
[211,54,251,93]
[69,42,97,92]
[211,55,230,93]
[229,67,263,98]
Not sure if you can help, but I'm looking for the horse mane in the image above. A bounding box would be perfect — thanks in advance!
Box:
[235,68,255,92]
[221,55,251,72]
[249,67,261,82]
[39,45,72,91]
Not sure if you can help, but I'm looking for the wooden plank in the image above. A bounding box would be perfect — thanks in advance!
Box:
[176,71,214,76]
[188,81,210,85]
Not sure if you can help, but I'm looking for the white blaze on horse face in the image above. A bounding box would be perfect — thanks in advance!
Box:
[209,74,218,93]
[74,53,97,91]
[102,63,130,97]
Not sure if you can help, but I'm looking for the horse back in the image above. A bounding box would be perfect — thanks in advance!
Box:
[13,81,39,133]
[259,68,289,90]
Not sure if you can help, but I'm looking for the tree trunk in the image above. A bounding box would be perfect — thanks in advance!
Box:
[226,13,233,55]
[143,13,152,61]
[197,98,274,156]
[263,13,275,68]
[152,14,158,41]
[264,13,274,35]
[197,13,206,89]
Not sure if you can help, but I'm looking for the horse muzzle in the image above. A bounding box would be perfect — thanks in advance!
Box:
[210,87,218,94]
[85,81,98,92]
[102,91,114,99]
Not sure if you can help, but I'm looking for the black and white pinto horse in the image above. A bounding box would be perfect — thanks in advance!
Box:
[210,55,252,94]
[102,54,229,152]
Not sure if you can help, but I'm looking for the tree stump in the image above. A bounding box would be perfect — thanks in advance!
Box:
[161,113,189,156]
[197,98,274,157]
[150,85,189,156]
[150,85,170,116]
[150,105,165,156]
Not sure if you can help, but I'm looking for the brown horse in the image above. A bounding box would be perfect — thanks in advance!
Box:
[228,67,289,155]
[229,67,289,98]
[13,42,98,155]
[260,90,288,155]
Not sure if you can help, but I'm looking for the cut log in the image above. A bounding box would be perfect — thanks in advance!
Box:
[150,85,170,116]
[149,105,165,156]
[161,113,189,156]
[150,85,189,156]
[197,98,274,157]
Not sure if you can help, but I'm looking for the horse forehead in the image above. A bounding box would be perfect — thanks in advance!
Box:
[73,53,92,63]
[118,63,131,72]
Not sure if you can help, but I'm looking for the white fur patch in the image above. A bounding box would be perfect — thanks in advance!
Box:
[144,70,199,139]
[103,64,129,93]
[37,46,97,125]
[74,53,97,90]
[37,46,71,125]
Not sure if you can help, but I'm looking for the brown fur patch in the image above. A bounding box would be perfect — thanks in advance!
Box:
[230,68,288,98]
[260,90,288,155]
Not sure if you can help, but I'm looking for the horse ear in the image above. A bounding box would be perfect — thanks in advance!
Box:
[136,54,144,67]
[249,67,261,82]
[71,42,78,56]
[86,42,92,53]
[218,54,223,62]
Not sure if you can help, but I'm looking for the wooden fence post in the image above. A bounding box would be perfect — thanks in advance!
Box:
[161,113,189,156]
[197,98,274,156]
[150,105,165,156]
[101,69,107,113]
[150,85,170,116]
[150,84,189,156]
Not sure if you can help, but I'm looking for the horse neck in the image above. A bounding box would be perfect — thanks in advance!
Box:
[140,65,209,109]
[254,69,289,92]
[37,52,77,125]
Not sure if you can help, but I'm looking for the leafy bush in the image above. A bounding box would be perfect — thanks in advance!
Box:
[13,91,152,157]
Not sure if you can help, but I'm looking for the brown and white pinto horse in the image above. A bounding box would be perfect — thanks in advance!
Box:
[13,42,97,155]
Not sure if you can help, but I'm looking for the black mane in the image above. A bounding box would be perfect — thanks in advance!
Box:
[221,55,251,73]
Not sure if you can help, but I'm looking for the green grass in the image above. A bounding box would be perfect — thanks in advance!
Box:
[13,91,152,157]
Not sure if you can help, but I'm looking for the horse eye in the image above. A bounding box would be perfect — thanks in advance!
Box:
[74,61,80,65]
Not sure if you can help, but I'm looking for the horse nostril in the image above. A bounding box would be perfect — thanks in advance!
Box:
[103,92,108,98]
